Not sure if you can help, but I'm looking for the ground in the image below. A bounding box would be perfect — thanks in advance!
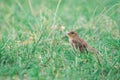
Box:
[0,0,120,80]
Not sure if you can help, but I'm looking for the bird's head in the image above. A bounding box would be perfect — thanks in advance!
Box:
[67,31,79,39]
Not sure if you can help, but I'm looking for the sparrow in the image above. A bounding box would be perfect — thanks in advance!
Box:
[67,31,98,54]
[67,31,102,65]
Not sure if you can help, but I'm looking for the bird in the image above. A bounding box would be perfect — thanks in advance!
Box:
[67,31,98,54]
[67,31,102,65]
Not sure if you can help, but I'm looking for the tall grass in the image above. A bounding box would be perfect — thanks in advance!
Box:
[0,0,120,80]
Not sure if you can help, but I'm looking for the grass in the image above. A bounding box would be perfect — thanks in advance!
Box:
[0,0,120,80]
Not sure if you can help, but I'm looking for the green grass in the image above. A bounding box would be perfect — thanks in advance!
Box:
[0,0,120,80]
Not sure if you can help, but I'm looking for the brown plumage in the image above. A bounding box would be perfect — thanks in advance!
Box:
[67,31,102,65]
[67,31,97,54]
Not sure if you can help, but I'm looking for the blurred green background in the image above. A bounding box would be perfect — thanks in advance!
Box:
[0,0,120,80]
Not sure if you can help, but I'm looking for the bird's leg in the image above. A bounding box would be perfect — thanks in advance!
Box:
[79,45,83,53]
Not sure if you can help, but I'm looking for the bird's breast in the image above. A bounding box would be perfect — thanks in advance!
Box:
[69,39,80,48]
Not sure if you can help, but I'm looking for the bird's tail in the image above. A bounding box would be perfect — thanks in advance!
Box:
[87,45,98,54]
[88,45,102,66]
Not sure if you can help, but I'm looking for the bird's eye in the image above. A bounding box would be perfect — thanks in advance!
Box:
[71,32,74,34]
